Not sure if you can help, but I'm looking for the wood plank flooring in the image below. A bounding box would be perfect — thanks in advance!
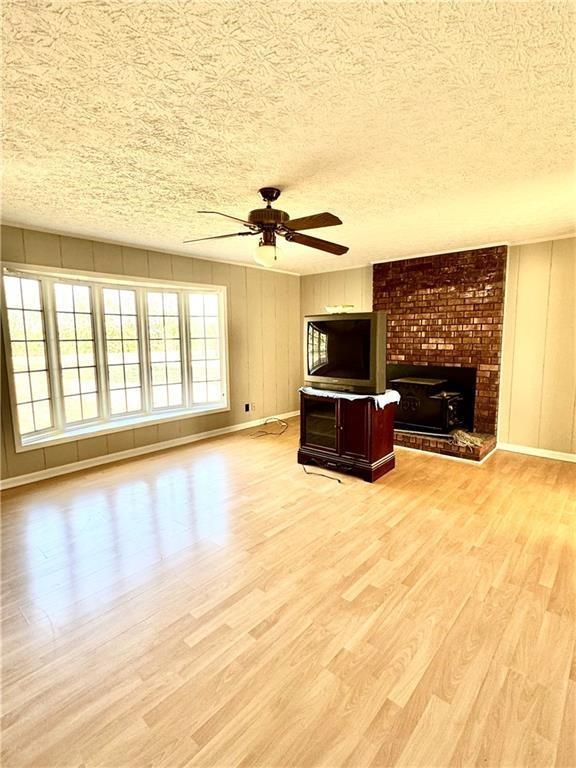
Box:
[1,419,575,767]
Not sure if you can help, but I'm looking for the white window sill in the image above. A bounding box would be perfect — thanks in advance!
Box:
[16,402,230,453]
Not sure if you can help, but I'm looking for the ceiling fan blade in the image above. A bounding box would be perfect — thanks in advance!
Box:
[284,212,342,231]
[198,210,253,226]
[183,231,257,244]
[283,231,349,255]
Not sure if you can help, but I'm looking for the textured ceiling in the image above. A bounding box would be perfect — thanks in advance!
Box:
[2,1,575,275]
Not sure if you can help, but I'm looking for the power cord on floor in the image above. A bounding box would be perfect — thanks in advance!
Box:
[302,464,343,484]
[250,417,288,438]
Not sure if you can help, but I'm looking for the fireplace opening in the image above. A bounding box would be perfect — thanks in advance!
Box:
[387,363,477,436]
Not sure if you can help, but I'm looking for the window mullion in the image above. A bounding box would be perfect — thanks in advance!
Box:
[42,276,65,432]
[138,287,152,415]
[180,291,191,408]
[92,285,110,423]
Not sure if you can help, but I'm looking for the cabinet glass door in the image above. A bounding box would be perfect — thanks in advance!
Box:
[339,399,370,459]
[304,399,337,450]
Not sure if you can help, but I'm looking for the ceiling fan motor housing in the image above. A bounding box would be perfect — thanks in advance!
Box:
[248,207,289,226]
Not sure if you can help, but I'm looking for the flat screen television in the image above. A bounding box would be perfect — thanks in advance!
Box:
[303,311,387,394]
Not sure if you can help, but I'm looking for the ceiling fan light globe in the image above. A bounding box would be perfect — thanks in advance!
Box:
[254,244,276,268]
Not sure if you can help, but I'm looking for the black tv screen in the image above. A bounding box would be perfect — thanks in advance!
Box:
[307,319,371,380]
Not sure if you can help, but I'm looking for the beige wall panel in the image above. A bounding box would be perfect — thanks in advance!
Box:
[500,237,575,454]
[23,230,61,267]
[507,241,551,447]
[3,439,45,477]
[343,267,362,308]
[361,265,373,309]
[1,226,25,263]
[1,429,8,480]
[61,237,94,271]
[191,258,213,284]
[539,238,575,452]
[171,254,195,282]
[157,421,182,443]
[246,269,264,416]
[274,274,290,413]
[106,429,135,454]
[122,247,149,277]
[178,414,216,437]
[148,251,173,281]
[203,411,231,431]
[498,246,520,443]
[1,226,300,480]
[44,441,78,469]
[211,262,231,286]
[93,242,122,274]
[133,425,159,448]
[227,265,250,423]
[262,271,277,416]
[300,275,314,320]
[77,436,108,461]
[288,275,302,408]
[300,266,372,316]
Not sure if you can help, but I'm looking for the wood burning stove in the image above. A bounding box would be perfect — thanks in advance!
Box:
[389,375,467,435]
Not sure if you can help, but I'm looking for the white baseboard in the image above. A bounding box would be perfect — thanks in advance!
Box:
[1,410,300,490]
[497,442,576,463]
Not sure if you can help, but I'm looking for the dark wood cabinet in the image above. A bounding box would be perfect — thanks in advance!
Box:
[298,392,396,482]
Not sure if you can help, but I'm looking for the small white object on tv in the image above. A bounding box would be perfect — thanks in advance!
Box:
[325,304,355,314]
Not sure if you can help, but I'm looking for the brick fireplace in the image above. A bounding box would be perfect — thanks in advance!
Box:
[373,246,507,460]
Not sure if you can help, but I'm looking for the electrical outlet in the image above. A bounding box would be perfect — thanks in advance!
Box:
[244,403,250,412]
[251,402,256,411]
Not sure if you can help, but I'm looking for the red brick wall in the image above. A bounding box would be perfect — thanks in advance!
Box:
[373,246,507,434]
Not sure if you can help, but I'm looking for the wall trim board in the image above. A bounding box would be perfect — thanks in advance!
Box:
[304,264,375,276]
[0,410,300,490]
[370,233,575,268]
[509,232,576,247]
[0,221,300,276]
[371,242,508,266]
[497,442,576,464]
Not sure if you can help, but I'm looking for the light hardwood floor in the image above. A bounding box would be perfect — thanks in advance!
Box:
[1,419,575,767]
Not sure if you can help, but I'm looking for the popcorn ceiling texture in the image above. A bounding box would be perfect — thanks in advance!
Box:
[2,1,574,275]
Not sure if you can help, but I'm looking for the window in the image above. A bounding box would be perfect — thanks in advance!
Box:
[2,268,228,450]
[147,291,183,409]
[54,282,99,424]
[3,276,53,434]
[189,292,223,404]
[103,288,142,415]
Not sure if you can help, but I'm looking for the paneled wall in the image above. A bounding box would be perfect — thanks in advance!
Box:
[300,266,372,317]
[499,237,575,454]
[0,226,301,480]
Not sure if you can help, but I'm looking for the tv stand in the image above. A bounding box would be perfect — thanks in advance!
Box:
[298,389,398,482]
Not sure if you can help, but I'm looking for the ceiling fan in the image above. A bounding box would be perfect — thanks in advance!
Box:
[184,187,348,267]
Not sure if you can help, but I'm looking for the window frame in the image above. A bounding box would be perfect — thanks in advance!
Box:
[100,285,146,419]
[1,263,230,453]
[3,274,56,438]
[52,277,103,427]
